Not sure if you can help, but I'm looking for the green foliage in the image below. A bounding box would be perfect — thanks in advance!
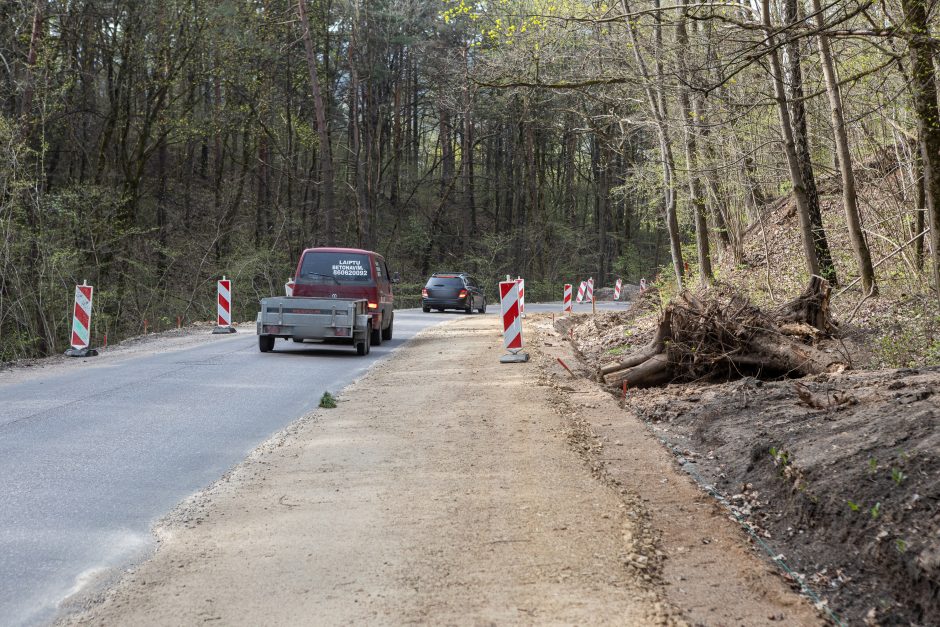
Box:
[319,392,337,409]
[769,446,790,467]
[891,467,906,486]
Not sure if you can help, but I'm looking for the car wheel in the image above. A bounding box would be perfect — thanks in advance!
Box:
[437,308,444,312]
[423,306,431,313]
[371,321,382,346]
[479,299,486,314]
[465,299,473,314]
[356,326,371,355]
[259,335,274,353]
[382,313,393,341]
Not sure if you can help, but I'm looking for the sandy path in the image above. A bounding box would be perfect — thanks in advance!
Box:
[533,316,823,626]
[64,316,670,625]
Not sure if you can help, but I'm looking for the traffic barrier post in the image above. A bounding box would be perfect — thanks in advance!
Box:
[563,284,572,313]
[515,277,525,318]
[588,277,595,315]
[576,281,586,303]
[65,281,98,357]
[285,277,295,297]
[614,278,622,300]
[499,280,528,363]
[213,276,237,334]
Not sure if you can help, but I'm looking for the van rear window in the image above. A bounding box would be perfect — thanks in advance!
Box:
[300,252,373,284]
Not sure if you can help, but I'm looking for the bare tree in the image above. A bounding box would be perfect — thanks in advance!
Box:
[811,0,875,293]
[298,0,336,245]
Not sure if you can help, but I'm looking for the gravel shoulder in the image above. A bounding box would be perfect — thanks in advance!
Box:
[61,314,821,625]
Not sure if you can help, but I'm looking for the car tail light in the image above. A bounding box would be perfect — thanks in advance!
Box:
[422,288,428,298]
[458,289,468,299]
[368,302,378,309]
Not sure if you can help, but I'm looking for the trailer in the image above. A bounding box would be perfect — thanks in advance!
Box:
[256,296,373,355]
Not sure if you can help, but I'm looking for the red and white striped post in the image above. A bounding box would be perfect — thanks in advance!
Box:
[640,278,648,292]
[285,277,295,297]
[586,277,594,303]
[576,281,586,303]
[213,276,237,334]
[563,284,572,313]
[515,277,525,318]
[499,280,529,363]
[65,281,98,357]
[614,278,622,300]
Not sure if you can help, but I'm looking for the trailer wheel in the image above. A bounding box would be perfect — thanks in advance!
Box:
[357,325,371,355]
[259,335,275,353]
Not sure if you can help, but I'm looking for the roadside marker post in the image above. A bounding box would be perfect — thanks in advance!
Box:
[515,277,526,318]
[285,277,295,297]
[640,278,648,292]
[614,278,622,300]
[563,284,572,313]
[499,280,529,364]
[588,277,595,315]
[576,281,586,303]
[213,276,237,334]
[65,281,98,357]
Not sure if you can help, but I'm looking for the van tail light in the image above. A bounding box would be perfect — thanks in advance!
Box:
[368,302,378,309]
[422,288,428,298]
[458,289,468,299]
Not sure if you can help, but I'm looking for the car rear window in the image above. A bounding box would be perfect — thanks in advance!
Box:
[300,252,373,284]
[426,276,464,287]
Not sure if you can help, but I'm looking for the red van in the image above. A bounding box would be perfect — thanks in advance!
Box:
[291,247,398,344]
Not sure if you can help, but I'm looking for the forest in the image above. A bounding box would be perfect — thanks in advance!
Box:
[1,0,938,359]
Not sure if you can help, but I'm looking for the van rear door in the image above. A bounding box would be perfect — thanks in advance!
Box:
[293,251,375,299]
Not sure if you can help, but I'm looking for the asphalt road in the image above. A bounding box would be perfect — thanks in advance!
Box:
[0,300,629,626]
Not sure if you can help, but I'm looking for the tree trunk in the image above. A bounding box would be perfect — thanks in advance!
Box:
[298,0,336,245]
[676,0,713,285]
[18,0,45,141]
[761,0,824,281]
[622,0,684,288]
[460,45,476,251]
[782,0,837,285]
[811,0,876,295]
[901,0,940,302]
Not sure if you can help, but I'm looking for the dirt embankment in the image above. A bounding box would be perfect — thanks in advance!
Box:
[61,315,823,626]
[561,305,940,626]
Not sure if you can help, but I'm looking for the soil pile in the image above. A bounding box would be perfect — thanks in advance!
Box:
[563,305,940,625]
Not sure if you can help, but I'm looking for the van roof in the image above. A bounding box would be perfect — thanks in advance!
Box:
[301,247,380,257]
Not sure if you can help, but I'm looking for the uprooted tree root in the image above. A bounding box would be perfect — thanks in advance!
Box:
[599,277,847,387]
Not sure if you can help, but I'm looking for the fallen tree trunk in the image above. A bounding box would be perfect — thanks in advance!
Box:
[598,310,672,377]
[599,278,846,388]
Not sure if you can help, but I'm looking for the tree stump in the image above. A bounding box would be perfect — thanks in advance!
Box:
[598,278,845,388]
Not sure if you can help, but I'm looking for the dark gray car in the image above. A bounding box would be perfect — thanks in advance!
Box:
[421,273,486,313]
